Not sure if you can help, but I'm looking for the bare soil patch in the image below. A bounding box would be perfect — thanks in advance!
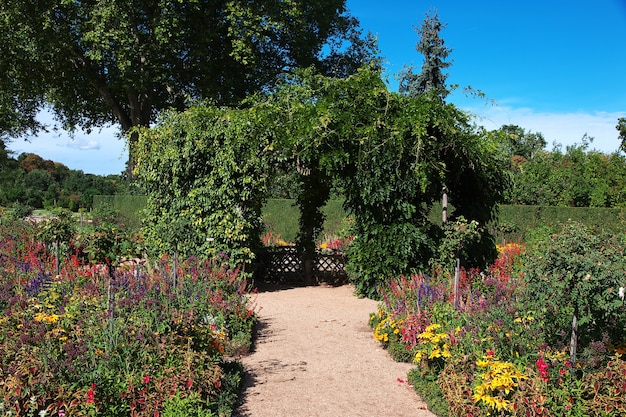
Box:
[234,284,435,417]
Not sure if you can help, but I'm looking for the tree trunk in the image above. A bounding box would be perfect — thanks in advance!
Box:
[442,186,448,224]
[125,130,139,180]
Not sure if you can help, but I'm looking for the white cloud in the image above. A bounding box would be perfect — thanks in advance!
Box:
[66,138,100,150]
[8,127,125,176]
[466,105,625,154]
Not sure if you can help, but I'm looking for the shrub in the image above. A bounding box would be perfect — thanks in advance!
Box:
[0,222,256,416]
[371,230,626,416]
[520,221,626,353]
[408,368,449,417]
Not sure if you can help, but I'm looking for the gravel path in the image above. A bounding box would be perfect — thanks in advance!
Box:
[233,284,436,417]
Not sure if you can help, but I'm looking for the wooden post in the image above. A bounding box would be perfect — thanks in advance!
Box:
[54,241,60,276]
[569,314,578,371]
[442,186,448,224]
[453,257,460,310]
[173,251,178,290]
[304,256,314,286]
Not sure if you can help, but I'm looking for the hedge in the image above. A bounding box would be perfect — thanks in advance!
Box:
[94,196,626,244]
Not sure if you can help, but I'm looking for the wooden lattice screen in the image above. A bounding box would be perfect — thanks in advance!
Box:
[253,246,348,285]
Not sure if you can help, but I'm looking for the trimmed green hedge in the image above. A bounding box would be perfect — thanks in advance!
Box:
[491,204,626,244]
[92,195,147,230]
[94,196,626,244]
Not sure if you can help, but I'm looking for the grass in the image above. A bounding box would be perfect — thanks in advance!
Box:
[261,198,352,243]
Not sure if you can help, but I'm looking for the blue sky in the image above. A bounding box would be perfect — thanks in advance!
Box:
[9,0,626,176]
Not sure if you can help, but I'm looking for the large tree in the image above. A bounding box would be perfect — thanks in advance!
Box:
[398,9,452,99]
[0,0,376,175]
[498,124,547,161]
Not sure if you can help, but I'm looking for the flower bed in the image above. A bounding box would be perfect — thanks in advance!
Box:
[371,238,626,416]
[0,219,256,416]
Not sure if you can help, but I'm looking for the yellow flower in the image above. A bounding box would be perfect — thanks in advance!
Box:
[34,312,61,324]
[429,348,441,359]
[473,353,525,412]
[476,359,490,368]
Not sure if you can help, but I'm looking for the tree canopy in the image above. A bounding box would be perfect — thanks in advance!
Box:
[498,124,547,161]
[505,140,626,208]
[0,0,377,174]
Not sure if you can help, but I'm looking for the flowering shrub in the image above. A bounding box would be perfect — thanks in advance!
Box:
[371,230,626,416]
[0,219,256,416]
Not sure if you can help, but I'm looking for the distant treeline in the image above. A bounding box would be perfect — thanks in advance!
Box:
[0,142,127,210]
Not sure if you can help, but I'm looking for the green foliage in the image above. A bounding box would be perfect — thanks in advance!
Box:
[507,142,626,208]
[498,124,547,160]
[93,195,147,230]
[0,146,124,210]
[494,204,626,242]
[255,67,508,296]
[519,221,626,351]
[7,202,33,219]
[133,104,272,269]
[261,198,350,244]
[347,222,436,298]
[432,216,480,272]
[0,0,376,174]
[294,167,331,263]
[162,392,215,417]
[408,368,449,417]
[214,361,245,417]
[36,208,75,245]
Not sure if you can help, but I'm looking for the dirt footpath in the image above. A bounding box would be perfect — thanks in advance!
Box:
[234,284,435,417]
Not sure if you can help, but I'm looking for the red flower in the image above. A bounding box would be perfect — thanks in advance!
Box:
[86,383,96,404]
[143,375,150,384]
[486,349,495,357]
[536,357,549,382]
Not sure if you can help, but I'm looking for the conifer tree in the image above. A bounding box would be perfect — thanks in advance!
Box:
[399,9,452,99]
[618,117,626,153]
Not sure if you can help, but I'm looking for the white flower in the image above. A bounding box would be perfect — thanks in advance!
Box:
[619,287,625,300]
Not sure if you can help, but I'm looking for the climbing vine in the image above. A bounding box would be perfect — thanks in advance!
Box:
[132,66,509,295]
[133,104,274,270]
